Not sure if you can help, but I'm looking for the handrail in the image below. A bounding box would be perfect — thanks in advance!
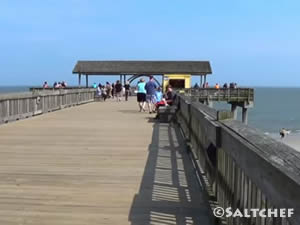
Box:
[175,94,300,225]
[0,88,95,124]
[183,88,254,103]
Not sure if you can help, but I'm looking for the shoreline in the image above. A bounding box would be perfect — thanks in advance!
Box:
[268,133,300,152]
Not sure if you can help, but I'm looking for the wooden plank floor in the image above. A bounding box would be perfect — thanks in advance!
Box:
[0,98,212,225]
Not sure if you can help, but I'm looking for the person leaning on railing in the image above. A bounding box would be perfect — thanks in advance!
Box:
[42,81,49,88]
[229,82,238,89]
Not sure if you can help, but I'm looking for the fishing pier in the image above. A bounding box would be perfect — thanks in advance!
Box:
[0,61,299,225]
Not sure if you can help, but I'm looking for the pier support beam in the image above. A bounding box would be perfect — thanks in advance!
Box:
[78,74,81,87]
[204,99,213,108]
[208,100,213,108]
[231,104,238,120]
[124,75,126,84]
[203,75,207,87]
[242,107,248,124]
[120,75,122,84]
[86,75,89,88]
[200,75,203,87]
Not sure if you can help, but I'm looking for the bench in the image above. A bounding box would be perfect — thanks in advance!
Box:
[157,105,177,123]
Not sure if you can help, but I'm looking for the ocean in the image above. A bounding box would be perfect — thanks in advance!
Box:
[248,87,300,135]
[0,86,299,136]
[0,86,30,94]
[213,87,300,136]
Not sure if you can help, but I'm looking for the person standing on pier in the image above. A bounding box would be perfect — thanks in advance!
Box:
[106,82,112,98]
[145,75,157,114]
[43,81,49,88]
[111,83,115,99]
[101,85,107,101]
[193,83,200,89]
[115,80,123,102]
[137,78,146,112]
[124,81,130,101]
[61,81,67,88]
[96,84,102,97]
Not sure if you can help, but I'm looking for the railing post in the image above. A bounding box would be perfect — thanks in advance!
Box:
[188,100,192,142]
[40,96,44,113]
[59,89,64,109]
[6,100,10,120]
[60,94,63,109]
[16,99,20,117]
[33,97,38,115]
[26,98,30,114]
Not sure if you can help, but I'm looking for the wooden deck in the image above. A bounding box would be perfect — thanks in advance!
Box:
[0,98,212,225]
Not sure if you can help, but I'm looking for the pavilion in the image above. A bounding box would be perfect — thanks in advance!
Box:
[72,60,212,88]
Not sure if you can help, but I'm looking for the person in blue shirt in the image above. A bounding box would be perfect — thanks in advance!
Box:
[155,87,163,103]
[136,78,146,112]
[145,75,157,113]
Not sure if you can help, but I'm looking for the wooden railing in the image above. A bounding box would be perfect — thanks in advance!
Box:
[175,94,300,225]
[183,88,254,103]
[29,86,94,91]
[0,89,95,124]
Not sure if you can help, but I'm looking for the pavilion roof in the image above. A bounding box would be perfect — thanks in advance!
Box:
[72,60,212,75]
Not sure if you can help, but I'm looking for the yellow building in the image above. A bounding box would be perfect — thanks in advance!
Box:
[163,74,191,91]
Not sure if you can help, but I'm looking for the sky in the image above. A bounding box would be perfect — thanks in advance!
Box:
[1,0,300,87]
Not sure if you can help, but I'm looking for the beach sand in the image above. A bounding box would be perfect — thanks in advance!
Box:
[276,134,300,152]
[265,132,300,152]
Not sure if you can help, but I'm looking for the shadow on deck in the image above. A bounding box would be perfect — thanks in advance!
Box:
[129,121,213,225]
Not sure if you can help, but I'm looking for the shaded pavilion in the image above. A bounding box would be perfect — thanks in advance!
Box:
[72,60,212,87]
